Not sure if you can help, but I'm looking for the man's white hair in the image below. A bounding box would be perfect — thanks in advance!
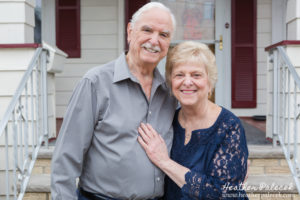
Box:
[130,2,176,33]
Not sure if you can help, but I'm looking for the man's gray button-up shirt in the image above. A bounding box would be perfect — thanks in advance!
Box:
[51,53,177,200]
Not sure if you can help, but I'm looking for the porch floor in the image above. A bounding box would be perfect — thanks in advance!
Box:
[240,117,271,145]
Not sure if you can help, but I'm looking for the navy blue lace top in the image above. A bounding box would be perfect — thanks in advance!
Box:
[165,107,249,200]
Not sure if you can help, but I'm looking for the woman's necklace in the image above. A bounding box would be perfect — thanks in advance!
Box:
[179,105,210,145]
[184,130,192,145]
[179,111,194,145]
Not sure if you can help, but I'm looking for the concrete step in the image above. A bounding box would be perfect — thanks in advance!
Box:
[36,145,289,159]
[246,145,298,199]
[26,174,298,198]
[26,174,51,193]
[245,175,297,194]
[30,146,55,159]
[25,145,298,199]
[33,145,290,159]
[35,145,288,159]
[248,145,293,176]
[248,145,292,159]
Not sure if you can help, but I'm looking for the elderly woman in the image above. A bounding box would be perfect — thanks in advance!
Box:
[138,41,248,199]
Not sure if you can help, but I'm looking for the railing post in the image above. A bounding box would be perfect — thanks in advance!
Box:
[294,82,298,169]
[273,49,278,147]
[287,69,291,157]
[5,126,9,200]
[41,50,49,148]
[12,110,18,200]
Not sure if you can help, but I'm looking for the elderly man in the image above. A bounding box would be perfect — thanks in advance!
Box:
[51,2,177,200]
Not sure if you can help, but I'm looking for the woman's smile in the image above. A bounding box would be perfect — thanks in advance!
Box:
[171,62,210,107]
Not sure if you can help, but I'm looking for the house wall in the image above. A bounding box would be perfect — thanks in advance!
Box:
[0,0,35,44]
[231,0,272,117]
[55,0,124,118]
[286,0,300,40]
[0,48,36,119]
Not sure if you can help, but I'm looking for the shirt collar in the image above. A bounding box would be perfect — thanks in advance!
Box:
[113,53,165,86]
[113,53,132,83]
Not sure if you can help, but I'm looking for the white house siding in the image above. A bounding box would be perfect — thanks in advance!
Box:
[0,0,35,44]
[56,0,123,118]
[231,0,271,117]
[286,0,300,40]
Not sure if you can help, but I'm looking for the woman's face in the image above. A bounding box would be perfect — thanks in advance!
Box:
[171,62,211,107]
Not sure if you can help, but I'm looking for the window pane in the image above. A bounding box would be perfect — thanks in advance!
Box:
[152,0,215,41]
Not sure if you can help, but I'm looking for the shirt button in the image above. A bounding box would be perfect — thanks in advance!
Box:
[149,111,152,115]
[156,177,161,182]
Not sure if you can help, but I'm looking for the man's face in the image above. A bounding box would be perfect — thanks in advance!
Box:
[127,8,173,66]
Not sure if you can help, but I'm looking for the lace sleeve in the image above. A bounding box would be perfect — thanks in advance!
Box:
[181,120,248,199]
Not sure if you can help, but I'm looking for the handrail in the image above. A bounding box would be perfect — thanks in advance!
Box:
[268,45,300,194]
[0,48,42,136]
[278,46,300,87]
[0,47,49,199]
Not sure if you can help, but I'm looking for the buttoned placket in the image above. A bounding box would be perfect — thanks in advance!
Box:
[148,83,165,195]
[145,81,159,124]
[134,67,165,195]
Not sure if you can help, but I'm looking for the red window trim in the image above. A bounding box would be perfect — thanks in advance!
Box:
[55,0,81,58]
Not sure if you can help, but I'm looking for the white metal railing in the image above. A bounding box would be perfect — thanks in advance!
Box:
[268,46,300,193]
[0,47,49,200]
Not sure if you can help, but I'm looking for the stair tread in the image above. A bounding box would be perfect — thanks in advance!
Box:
[32,145,290,159]
[248,145,293,159]
[26,145,296,194]
[26,174,51,193]
[29,146,55,159]
[244,174,297,193]
[26,174,297,194]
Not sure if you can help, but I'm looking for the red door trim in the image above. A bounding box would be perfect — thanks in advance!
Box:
[231,0,257,108]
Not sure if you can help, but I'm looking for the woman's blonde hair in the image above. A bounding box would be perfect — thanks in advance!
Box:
[165,41,218,91]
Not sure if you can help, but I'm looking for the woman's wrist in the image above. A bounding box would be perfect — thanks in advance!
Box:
[159,158,173,171]
[159,158,190,188]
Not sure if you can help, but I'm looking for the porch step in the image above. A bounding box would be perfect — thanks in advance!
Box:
[35,146,55,159]
[245,175,297,194]
[26,174,51,193]
[244,175,299,200]
[25,173,298,199]
[248,145,293,175]
[248,144,292,159]
[24,145,299,199]
[246,145,299,199]
[23,147,53,200]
